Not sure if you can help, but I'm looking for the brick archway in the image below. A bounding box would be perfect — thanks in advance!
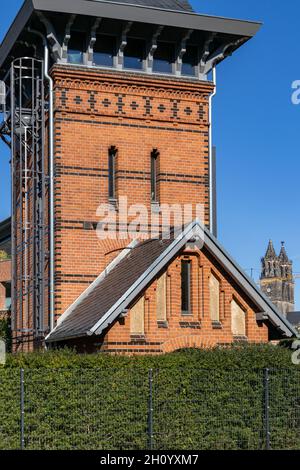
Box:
[161,335,216,353]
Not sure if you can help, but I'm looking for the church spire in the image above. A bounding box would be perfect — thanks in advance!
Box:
[279,241,289,263]
[264,239,277,260]
[260,240,295,316]
[278,241,293,280]
[261,240,278,279]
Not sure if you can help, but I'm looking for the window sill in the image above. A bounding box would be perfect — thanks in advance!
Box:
[180,321,201,330]
[157,321,168,329]
[130,335,146,344]
[181,311,193,317]
[212,321,222,330]
[233,336,248,343]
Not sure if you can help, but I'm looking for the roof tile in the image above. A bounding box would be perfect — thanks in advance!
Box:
[48,237,174,341]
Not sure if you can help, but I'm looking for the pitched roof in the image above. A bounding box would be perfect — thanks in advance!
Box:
[46,220,298,343]
[0,218,11,256]
[47,235,175,342]
[96,0,194,12]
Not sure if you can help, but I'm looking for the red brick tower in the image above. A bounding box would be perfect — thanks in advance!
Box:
[2,1,286,354]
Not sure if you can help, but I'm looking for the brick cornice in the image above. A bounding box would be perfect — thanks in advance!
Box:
[51,65,214,100]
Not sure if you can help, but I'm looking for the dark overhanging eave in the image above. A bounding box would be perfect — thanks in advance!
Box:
[0,217,11,238]
[0,0,262,70]
[0,0,34,70]
[30,0,262,35]
[46,330,91,343]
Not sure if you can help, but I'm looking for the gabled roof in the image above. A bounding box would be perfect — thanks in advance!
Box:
[46,220,299,343]
[96,0,194,12]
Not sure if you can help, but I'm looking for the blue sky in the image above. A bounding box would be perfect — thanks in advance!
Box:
[0,0,299,306]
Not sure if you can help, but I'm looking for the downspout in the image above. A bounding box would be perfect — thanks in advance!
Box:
[209,66,217,235]
[27,28,55,332]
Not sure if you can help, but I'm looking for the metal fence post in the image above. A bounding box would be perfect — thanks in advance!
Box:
[264,368,271,450]
[20,368,25,450]
[148,369,154,450]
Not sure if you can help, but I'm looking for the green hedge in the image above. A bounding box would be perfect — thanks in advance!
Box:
[3,343,299,369]
[0,316,12,352]
[0,345,299,450]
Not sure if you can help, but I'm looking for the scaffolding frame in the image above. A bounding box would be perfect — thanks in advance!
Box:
[6,57,49,343]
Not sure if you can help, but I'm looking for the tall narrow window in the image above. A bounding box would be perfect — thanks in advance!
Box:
[153,42,175,74]
[124,38,145,70]
[181,260,191,314]
[182,45,198,77]
[93,35,116,67]
[231,299,246,337]
[68,32,86,64]
[108,146,117,200]
[209,273,220,322]
[130,297,145,335]
[151,149,159,203]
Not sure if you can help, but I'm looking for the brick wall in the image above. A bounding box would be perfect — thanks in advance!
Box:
[0,259,11,312]
[52,66,213,319]
[63,246,269,355]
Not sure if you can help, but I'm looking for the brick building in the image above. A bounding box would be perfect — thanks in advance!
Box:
[0,0,297,352]
[0,218,11,321]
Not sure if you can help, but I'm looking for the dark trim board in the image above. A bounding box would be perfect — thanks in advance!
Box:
[0,0,262,69]
[32,0,261,35]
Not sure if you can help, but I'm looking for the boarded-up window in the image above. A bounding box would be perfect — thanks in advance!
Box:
[231,299,246,337]
[157,273,167,321]
[209,273,220,321]
[130,297,145,335]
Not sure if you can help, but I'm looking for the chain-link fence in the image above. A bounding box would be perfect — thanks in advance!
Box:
[0,368,299,450]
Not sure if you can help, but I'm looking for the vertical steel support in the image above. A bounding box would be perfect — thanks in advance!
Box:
[10,57,48,347]
[264,368,271,450]
[20,368,25,450]
[10,66,16,334]
[148,369,154,450]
